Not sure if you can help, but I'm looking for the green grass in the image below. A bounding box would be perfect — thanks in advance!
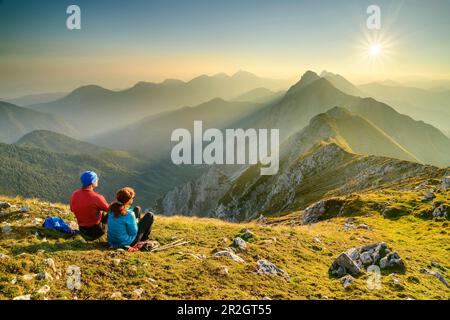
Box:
[0,194,449,300]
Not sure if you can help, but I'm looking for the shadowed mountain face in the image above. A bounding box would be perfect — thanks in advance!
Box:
[0,101,75,144]
[29,71,289,138]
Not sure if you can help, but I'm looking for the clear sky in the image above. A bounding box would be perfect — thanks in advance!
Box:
[1,0,449,97]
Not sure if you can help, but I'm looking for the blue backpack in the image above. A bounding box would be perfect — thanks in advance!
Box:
[43,217,80,234]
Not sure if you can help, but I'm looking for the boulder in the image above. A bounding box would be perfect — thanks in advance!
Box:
[330,252,363,277]
[432,205,448,218]
[256,259,290,279]
[213,248,245,263]
[231,237,247,251]
[302,198,346,224]
[20,205,30,213]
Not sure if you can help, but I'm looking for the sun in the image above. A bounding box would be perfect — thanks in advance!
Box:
[369,43,382,57]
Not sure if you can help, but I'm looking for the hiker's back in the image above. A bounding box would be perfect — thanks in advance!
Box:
[107,209,138,248]
[70,188,108,227]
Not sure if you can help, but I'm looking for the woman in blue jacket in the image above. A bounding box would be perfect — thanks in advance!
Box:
[107,187,154,248]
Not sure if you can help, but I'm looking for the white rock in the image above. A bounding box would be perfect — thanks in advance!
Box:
[357,223,370,230]
[218,266,229,276]
[0,253,10,259]
[20,205,30,213]
[44,258,56,272]
[132,288,144,297]
[23,274,37,281]
[37,285,51,294]
[13,294,31,300]
[110,292,122,299]
[256,259,290,279]
[231,237,247,251]
[112,258,122,266]
[213,248,245,263]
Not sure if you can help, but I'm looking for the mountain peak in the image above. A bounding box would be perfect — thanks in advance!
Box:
[284,71,324,96]
[232,70,258,78]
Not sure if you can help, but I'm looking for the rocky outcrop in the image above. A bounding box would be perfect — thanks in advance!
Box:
[161,166,233,217]
[330,243,404,278]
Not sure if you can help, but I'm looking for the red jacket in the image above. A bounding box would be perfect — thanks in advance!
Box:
[70,188,109,227]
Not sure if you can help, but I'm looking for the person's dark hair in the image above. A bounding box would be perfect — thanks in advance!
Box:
[109,187,135,217]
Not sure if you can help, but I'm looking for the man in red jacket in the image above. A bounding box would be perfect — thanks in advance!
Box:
[70,171,109,241]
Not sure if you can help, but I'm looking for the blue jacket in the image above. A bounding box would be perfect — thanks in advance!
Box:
[107,209,138,248]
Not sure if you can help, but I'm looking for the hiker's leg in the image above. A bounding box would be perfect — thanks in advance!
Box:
[139,212,154,241]
[79,224,104,241]
[131,212,154,245]
[132,206,142,220]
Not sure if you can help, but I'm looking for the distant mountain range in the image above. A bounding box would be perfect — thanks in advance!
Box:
[4,92,67,106]
[0,101,75,144]
[28,71,290,138]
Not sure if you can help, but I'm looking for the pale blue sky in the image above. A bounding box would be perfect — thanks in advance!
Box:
[1,0,449,97]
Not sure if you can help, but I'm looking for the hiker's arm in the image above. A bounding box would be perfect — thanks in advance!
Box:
[97,195,109,212]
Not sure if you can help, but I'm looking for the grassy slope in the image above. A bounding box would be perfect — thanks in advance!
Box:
[0,192,448,300]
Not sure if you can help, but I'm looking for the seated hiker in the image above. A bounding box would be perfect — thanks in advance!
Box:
[107,187,154,249]
[70,171,109,241]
